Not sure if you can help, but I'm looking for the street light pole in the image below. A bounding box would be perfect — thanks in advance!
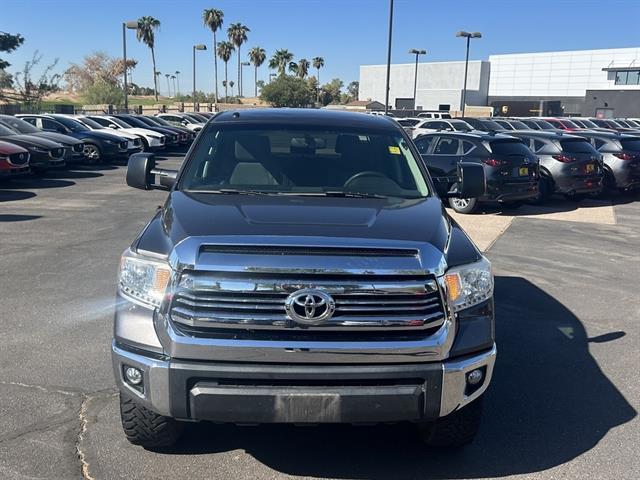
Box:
[122,20,138,112]
[384,0,394,114]
[456,31,482,117]
[408,48,426,110]
[192,44,207,110]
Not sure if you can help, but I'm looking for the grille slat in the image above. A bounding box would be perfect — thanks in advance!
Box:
[170,270,446,338]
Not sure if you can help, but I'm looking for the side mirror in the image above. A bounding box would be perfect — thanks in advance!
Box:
[457,162,485,198]
[108,124,118,129]
[126,153,178,191]
[181,120,188,126]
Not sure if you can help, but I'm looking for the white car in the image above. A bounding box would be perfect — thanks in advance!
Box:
[85,115,166,151]
[417,111,452,119]
[60,115,144,154]
[155,113,204,132]
[398,118,473,138]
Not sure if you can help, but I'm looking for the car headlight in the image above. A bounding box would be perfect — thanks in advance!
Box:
[118,249,172,308]
[444,256,493,312]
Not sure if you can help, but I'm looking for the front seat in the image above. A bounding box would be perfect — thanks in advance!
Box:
[229,135,279,186]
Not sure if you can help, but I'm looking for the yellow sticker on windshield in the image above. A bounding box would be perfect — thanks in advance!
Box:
[388,146,401,155]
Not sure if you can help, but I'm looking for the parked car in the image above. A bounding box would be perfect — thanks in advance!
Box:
[68,115,143,155]
[569,118,601,130]
[182,112,209,123]
[416,111,452,119]
[17,114,129,163]
[540,118,582,131]
[0,122,65,173]
[113,109,494,449]
[397,119,472,138]
[0,140,30,178]
[138,116,193,145]
[588,118,640,133]
[493,119,531,131]
[414,131,539,213]
[520,118,558,131]
[0,114,85,165]
[155,113,204,132]
[113,115,183,148]
[458,117,506,133]
[84,115,166,151]
[613,119,640,129]
[509,131,603,201]
[571,130,640,192]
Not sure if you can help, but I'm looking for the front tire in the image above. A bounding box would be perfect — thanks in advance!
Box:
[530,175,552,205]
[119,394,183,449]
[417,397,484,448]
[83,143,102,164]
[448,196,479,214]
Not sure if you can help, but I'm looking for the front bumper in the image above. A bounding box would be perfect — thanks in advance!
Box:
[112,341,496,423]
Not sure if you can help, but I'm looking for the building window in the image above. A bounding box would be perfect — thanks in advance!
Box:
[614,70,640,85]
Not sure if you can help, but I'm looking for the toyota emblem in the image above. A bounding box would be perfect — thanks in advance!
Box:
[285,289,335,325]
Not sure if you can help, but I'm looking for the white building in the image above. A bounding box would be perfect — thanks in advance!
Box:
[359,47,640,117]
[358,60,490,112]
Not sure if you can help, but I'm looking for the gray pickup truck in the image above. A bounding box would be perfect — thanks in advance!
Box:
[113,109,496,449]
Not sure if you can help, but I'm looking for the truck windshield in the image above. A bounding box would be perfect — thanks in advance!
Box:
[180,126,430,198]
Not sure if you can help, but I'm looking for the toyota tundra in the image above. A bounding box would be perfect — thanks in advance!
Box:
[113,109,496,449]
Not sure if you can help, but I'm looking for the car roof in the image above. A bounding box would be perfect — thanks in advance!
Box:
[416,130,517,141]
[211,108,400,129]
[509,131,584,140]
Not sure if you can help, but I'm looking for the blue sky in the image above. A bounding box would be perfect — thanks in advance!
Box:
[2,0,640,96]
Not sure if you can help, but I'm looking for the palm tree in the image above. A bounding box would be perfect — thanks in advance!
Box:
[269,49,294,77]
[155,71,162,96]
[312,57,324,83]
[175,70,181,95]
[248,47,266,97]
[217,41,234,101]
[165,73,171,97]
[227,23,250,96]
[288,61,298,76]
[171,75,177,97]
[202,8,224,102]
[297,58,310,79]
[135,16,161,101]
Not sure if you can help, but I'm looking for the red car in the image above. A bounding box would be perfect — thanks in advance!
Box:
[542,117,583,131]
[0,140,30,178]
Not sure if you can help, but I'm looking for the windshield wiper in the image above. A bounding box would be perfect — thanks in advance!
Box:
[323,191,388,199]
[184,188,275,196]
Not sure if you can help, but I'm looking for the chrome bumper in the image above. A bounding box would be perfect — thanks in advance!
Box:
[112,341,496,421]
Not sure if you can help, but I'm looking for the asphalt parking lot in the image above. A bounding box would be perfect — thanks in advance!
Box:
[0,153,638,480]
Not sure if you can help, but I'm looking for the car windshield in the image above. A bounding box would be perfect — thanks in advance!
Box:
[536,120,555,130]
[180,126,429,199]
[580,119,598,128]
[0,123,18,136]
[107,117,133,128]
[561,119,580,129]
[119,116,146,128]
[510,120,529,130]
[0,116,39,134]
[54,116,89,132]
[131,116,156,127]
[78,117,106,129]
[452,121,472,131]
[480,120,505,131]
[143,116,164,126]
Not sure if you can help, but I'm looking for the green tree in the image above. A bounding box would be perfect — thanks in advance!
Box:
[260,75,314,108]
[135,16,161,101]
[269,49,294,77]
[248,46,266,97]
[346,80,359,101]
[202,8,224,101]
[297,58,310,79]
[217,40,234,101]
[312,57,324,84]
[227,22,250,96]
[0,31,24,92]
[83,77,124,105]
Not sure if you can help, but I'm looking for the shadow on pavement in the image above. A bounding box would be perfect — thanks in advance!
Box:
[0,214,42,222]
[42,169,104,180]
[0,189,36,202]
[161,276,635,479]
[1,177,75,189]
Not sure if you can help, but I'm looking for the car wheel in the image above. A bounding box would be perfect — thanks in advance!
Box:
[530,175,552,205]
[119,394,183,449]
[139,138,149,152]
[448,197,478,214]
[417,396,484,448]
[83,143,102,164]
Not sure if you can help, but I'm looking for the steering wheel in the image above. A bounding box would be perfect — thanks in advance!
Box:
[343,171,388,188]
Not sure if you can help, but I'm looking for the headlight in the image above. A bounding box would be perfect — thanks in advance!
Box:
[118,249,171,308]
[444,256,493,312]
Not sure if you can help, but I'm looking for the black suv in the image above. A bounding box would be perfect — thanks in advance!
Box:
[458,117,506,133]
[113,109,496,449]
[509,131,604,201]
[414,131,539,213]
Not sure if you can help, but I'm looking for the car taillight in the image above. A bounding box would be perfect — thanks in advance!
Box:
[482,158,507,167]
[552,155,575,163]
[613,153,635,160]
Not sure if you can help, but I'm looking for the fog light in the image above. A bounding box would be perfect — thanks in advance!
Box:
[124,366,143,385]
[467,368,484,386]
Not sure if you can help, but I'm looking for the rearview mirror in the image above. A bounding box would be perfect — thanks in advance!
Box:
[126,153,178,191]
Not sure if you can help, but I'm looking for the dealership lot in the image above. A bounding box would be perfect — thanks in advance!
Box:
[0,155,638,479]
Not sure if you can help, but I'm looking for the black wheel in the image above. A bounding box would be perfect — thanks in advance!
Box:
[530,175,552,205]
[448,197,479,214]
[417,397,484,448]
[83,143,102,164]
[119,394,183,449]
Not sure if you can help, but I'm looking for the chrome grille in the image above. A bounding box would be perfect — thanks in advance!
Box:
[169,271,446,336]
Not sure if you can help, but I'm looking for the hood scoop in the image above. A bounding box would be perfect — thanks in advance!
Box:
[239,204,378,227]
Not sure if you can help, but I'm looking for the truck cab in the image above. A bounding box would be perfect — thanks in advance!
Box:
[113,109,495,448]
